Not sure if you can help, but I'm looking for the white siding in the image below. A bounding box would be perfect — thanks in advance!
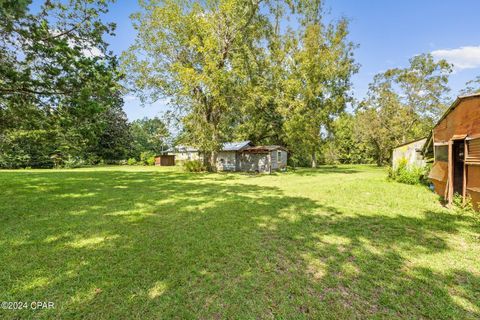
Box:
[240,153,270,172]
[272,150,287,170]
[392,139,426,169]
[216,151,237,171]
[168,151,202,162]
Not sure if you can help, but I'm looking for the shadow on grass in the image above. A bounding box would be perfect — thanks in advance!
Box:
[0,169,478,319]
[288,165,365,176]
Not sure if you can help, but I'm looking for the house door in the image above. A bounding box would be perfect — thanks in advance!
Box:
[452,140,465,196]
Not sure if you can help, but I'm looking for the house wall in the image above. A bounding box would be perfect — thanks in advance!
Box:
[392,139,427,169]
[216,151,237,171]
[433,97,480,142]
[270,150,287,170]
[168,146,288,172]
[240,153,271,172]
[430,96,480,204]
[169,151,202,163]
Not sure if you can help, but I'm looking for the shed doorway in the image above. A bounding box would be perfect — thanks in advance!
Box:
[452,140,465,196]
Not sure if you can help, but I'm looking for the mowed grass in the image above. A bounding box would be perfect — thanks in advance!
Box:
[0,165,479,319]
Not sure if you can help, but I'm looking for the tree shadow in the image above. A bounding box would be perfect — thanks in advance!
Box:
[289,165,365,176]
[0,169,479,319]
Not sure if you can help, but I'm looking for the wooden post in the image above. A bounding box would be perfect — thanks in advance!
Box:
[268,152,272,174]
[448,140,454,205]
[463,139,468,203]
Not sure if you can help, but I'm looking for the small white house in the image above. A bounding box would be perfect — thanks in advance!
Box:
[168,141,288,173]
[392,138,427,169]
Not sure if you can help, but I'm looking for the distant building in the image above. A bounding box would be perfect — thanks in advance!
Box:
[391,138,427,169]
[167,141,287,173]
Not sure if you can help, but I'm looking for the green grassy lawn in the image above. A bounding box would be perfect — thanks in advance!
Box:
[0,165,479,319]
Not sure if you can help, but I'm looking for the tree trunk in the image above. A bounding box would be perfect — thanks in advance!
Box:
[209,151,217,172]
[311,150,317,168]
[202,151,218,172]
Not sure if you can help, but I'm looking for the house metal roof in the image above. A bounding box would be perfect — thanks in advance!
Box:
[393,137,427,150]
[221,141,251,151]
[167,141,252,153]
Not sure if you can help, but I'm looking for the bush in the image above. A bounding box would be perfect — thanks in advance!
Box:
[388,158,427,185]
[452,193,475,214]
[146,156,156,166]
[0,129,55,168]
[63,156,85,169]
[85,154,101,165]
[184,160,206,172]
[140,151,156,166]
[127,158,137,165]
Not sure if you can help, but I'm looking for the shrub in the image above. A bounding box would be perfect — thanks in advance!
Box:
[127,158,137,165]
[63,156,85,169]
[388,158,427,185]
[453,194,480,219]
[85,154,101,165]
[146,156,156,166]
[140,151,156,166]
[0,129,55,168]
[184,160,206,172]
[452,193,474,214]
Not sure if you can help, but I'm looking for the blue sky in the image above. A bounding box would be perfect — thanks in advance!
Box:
[36,0,480,120]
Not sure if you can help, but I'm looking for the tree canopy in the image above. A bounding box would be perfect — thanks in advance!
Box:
[123,0,359,170]
[0,0,126,168]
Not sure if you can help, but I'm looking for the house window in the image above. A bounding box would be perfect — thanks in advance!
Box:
[434,145,448,162]
[277,151,282,162]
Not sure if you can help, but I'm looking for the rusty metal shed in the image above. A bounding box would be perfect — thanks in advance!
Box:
[425,93,480,207]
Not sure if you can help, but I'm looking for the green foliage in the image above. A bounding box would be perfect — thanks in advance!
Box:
[281,19,359,168]
[130,117,169,157]
[460,76,480,96]
[0,129,55,168]
[388,158,426,185]
[92,98,132,161]
[0,0,123,168]
[356,53,452,165]
[451,194,474,214]
[322,113,373,165]
[63,156,86,169]
[127,158,137,166]
[184,160,206,172]
[140,151,156,166]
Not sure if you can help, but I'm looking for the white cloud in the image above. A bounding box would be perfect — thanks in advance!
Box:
[431,45,480,70]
